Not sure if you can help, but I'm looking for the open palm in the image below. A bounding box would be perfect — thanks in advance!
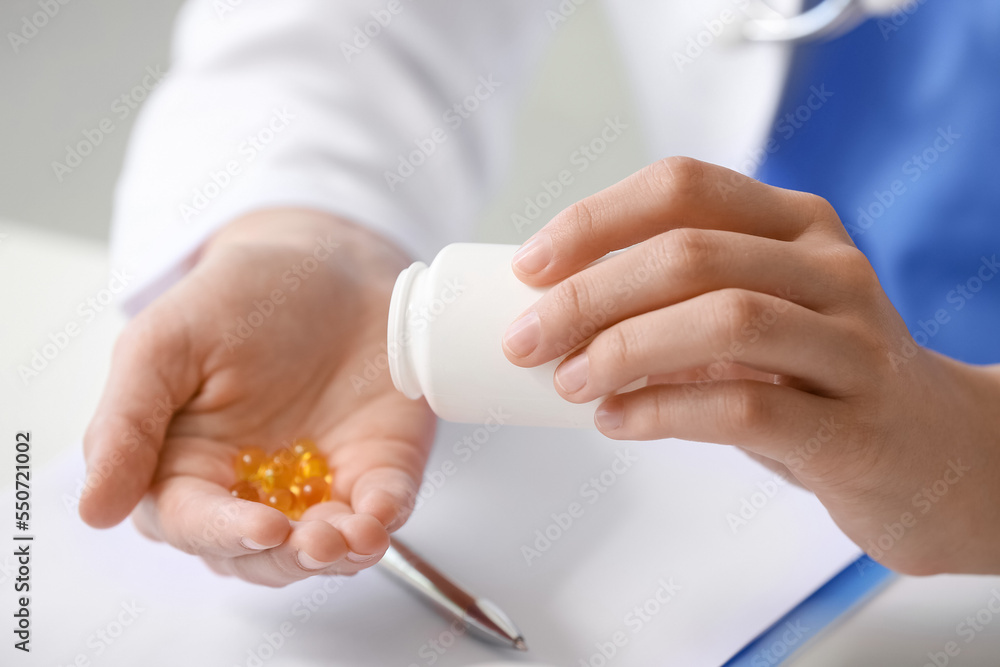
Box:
[80,210,435,586]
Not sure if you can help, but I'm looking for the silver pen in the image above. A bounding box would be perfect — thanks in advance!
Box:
[378,536,528,651]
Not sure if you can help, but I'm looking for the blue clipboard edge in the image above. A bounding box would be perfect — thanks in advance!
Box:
[722,555,896,667]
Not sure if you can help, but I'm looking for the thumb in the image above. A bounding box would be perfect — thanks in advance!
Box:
[80,304,202,528]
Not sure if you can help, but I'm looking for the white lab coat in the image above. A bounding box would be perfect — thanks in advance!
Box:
[112,0,804,312]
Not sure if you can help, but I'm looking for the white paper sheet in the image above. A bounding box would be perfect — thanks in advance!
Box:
[0,422,860,666]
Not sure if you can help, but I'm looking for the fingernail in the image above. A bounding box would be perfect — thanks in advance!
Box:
[297,551,335,571]
[512,236,551,275]
[503,311,541,357]
[556,353,589,394]
[240,537,277,551]
[595,403,623,431]
[346,552,378,564]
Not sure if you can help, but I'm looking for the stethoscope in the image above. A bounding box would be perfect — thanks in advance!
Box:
[740,0,913,43]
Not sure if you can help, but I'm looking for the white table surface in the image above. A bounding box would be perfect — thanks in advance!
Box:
[2,219,999,666]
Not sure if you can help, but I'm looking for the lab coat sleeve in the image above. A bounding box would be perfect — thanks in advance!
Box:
[110,0,553,313]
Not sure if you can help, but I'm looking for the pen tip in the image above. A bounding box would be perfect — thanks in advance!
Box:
[513,637,527,651]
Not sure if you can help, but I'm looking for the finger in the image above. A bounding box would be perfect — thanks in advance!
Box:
[130,512,163,543]
[325,408,431,532]
[511,157,846,285]
[349,465,419,532]
[503,230,860,364]
[302,500,390,567]
[594,379,846,465]
[201,556,233,578]
[648,364,778,386]
[132,475,292,558]
[80,301,203,529]
[221,518,350,587]
[553,289,860,403]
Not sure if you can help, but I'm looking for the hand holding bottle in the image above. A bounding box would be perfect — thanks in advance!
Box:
[503,157,1000,575]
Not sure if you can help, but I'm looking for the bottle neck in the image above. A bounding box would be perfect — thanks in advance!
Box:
[387,260,426,399]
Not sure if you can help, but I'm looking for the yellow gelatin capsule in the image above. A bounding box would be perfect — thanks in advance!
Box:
[229,480,261,502]
[234,446,266,481]
[299,476,330,507]
[298,453,329,480]
[264,488,295,515]
[287,489,308,520]
[291,438,319,459]
[273,447,298,469]
[259,449,297,491]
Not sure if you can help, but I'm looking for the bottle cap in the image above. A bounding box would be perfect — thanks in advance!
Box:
[387,260,426,399]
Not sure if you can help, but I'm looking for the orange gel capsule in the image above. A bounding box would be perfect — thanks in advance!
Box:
[298,453,329,480]
[230,480,261,502]
[299,476,330,506]
[287,490,308,520]
[264,488,295,514]
[291,438,319,459]
[259,449,297,491]
[234,446,266,481]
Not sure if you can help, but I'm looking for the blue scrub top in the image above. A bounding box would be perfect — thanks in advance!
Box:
[755,1,1000,364]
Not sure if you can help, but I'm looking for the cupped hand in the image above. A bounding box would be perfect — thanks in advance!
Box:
[80,209,435,586]
[504,157,1000,575]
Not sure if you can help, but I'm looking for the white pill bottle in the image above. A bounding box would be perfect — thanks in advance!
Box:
[388,243,599,428]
